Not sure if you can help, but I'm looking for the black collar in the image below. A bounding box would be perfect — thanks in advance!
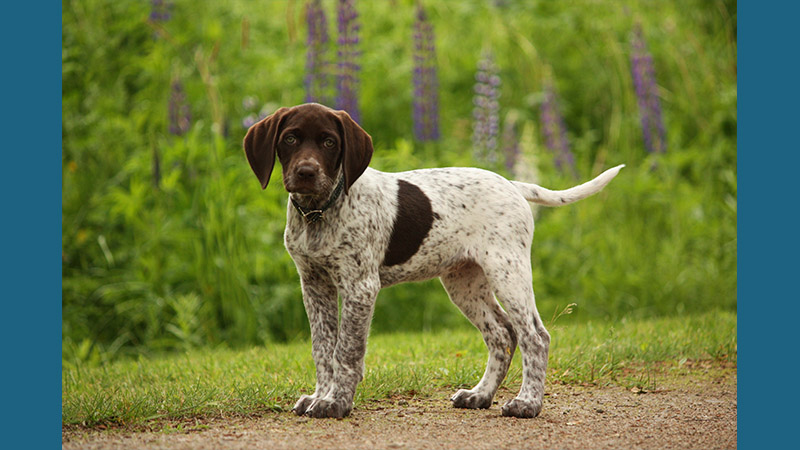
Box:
[290,176,345,224]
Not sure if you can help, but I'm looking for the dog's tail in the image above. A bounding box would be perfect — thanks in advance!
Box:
[510,164,625,206]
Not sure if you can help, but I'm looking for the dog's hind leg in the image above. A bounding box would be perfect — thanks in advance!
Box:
[482,255,550,418]
[441,261,517,409]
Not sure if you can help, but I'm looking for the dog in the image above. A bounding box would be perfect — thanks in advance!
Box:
[243,102,623,418]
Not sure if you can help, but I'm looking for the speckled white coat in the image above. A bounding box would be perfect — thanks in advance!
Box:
[284,164,624,419]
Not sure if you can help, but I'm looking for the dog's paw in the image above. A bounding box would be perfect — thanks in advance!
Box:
[501,397,542,418]
[450,389,493,409]
[304,396,353,419]
[291,394,316,416]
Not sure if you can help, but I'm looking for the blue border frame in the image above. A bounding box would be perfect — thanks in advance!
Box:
[3,2,62,448]
[4,1,796,448]
[739,2,797,448]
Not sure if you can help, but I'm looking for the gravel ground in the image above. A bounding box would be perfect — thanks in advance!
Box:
[63,366,736,450]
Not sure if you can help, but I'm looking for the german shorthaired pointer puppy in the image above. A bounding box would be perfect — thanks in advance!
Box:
[243,103,623,419]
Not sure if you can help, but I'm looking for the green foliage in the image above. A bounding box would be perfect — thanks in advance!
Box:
[62,0,736,358]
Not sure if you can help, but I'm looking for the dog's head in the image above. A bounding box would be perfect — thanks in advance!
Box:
[243,103,373,199]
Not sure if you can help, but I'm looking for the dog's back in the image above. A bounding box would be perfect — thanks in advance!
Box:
[358,166,622,287]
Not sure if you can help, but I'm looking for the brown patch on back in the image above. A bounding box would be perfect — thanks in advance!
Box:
[383,180,435,267]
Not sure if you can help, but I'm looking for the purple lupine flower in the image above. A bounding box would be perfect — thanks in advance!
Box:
[412,4,440,142]
[168,80,191,136]
[304,0,332,105]
[335,0,361,123]
[241,96,259,129]
[472,51,501,164]
[242,114,258,130]
[540,81,577,177]
[630,22,667,153]
[149,0,173,22]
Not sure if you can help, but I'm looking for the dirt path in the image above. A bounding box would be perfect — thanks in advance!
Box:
[63,366,736,450]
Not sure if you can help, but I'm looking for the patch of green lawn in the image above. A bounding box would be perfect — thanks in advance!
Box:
[63,310,735,427]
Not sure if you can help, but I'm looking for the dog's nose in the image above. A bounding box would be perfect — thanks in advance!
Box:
[296,163,318,180]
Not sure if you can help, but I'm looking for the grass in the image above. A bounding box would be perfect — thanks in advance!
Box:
[63,310,736,428]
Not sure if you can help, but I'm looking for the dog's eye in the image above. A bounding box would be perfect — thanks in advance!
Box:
[284,135,297,145]
[323,138,336,148]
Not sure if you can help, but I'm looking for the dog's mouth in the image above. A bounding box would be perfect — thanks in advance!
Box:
[285,185,318,195]
[284,177,335,205]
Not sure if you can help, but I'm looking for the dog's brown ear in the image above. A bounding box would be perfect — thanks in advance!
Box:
[243,107,289,189]
[334,110,373,194]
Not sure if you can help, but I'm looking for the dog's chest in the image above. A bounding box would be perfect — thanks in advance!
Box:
[283,222,342,265]
[283,205,389,272]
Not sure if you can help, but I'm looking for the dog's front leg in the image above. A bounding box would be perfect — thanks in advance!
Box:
[291,265,339,416]
[304,275,380,418]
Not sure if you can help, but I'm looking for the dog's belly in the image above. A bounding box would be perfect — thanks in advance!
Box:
[378,234,468,287]
[378,260,447,287]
